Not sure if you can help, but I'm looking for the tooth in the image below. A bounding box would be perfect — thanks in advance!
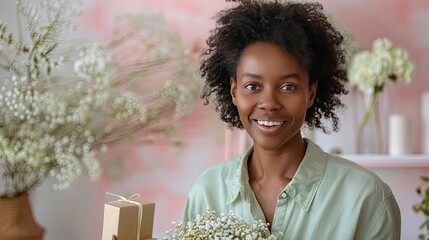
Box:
[257,120,276,126]
[257,120,287,126]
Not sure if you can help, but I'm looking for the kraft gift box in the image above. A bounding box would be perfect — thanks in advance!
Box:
[102,200,155,240]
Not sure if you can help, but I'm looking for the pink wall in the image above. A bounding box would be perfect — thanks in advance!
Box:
[320,0,429,153]
[24,0,429,239]
[83,0,429,153]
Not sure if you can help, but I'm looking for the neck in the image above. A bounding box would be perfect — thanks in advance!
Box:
[248,136,306,182]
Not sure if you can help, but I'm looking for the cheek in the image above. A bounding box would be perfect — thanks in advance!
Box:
[287,96,309,116]
[235,96,254,116]
[236,101,251,114]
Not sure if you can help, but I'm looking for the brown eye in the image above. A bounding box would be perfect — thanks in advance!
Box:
[280,84,296,92]
[244,83,260,91]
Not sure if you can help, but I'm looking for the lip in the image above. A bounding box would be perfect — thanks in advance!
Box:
[252,119,288,134]
[254,118,286,122]
[252,116,288,122]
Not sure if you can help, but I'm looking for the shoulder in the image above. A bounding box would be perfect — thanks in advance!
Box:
[183,156,242,223]
[323,154,400,239]
[191,156,241,190]
[187,157,241,192]
[306,139,392,197]
[325,153,393,197]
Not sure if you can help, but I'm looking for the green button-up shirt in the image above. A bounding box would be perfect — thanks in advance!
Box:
[182,139,401,239]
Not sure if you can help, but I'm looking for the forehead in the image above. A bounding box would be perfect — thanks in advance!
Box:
[237,42,306,76]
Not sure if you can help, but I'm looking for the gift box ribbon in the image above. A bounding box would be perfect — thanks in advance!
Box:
[106,192,143,240]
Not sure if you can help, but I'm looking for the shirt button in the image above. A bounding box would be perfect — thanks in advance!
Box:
[281,192,287,198]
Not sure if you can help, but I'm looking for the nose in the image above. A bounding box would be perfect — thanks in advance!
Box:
[257,88,281,111]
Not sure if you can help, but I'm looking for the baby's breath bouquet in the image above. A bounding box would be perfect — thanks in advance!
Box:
[348,37,415,152]
[0,0,200,197]
[164,209,279,240]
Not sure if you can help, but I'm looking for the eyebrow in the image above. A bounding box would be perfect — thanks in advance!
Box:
[241,72,301,81]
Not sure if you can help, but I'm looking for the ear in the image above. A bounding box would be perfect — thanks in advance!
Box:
[230,77,238,106]
[307,80,318,109]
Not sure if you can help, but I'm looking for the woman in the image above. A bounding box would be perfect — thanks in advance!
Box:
[182,1,401,239]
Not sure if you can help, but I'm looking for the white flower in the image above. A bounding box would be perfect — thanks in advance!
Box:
[348,51,378,94]
[74,42,113,83]
[348,37,415,94]
[164,210,278,240]
[349,37,415,148]
[1,1,199,197]
[391,47,415,83]
[372,37,393,52]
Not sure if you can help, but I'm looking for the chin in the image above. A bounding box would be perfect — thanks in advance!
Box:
[251,132,303,151]
[253,139,290,151]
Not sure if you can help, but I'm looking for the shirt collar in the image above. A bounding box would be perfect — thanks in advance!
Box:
[226,138,327,211]
[285,139,327,211]
[226,145,254,205]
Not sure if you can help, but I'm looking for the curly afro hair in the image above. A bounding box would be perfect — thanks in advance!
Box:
[200,0,348,133]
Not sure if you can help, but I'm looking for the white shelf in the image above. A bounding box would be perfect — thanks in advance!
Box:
[340,154,429,168]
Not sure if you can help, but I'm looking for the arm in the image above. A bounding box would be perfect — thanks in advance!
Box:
[181,186,207,224]
[364,193,401,240]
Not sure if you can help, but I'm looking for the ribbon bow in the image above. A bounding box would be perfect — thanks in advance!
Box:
[106,192,143,240]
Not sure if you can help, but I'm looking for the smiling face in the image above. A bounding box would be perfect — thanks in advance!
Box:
[230,42,317,151]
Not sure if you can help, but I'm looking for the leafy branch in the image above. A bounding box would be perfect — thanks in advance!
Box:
[414,176,429,240]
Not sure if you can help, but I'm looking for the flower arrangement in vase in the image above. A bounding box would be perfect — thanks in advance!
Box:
[0,0,200,198]
[348,37,415,153]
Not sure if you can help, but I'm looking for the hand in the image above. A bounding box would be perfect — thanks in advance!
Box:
[112,235,117,240]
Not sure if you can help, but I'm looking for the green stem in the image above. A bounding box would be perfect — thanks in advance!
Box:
[374,99,384,152]
[0,51,21,75]
[362,93,378,128]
